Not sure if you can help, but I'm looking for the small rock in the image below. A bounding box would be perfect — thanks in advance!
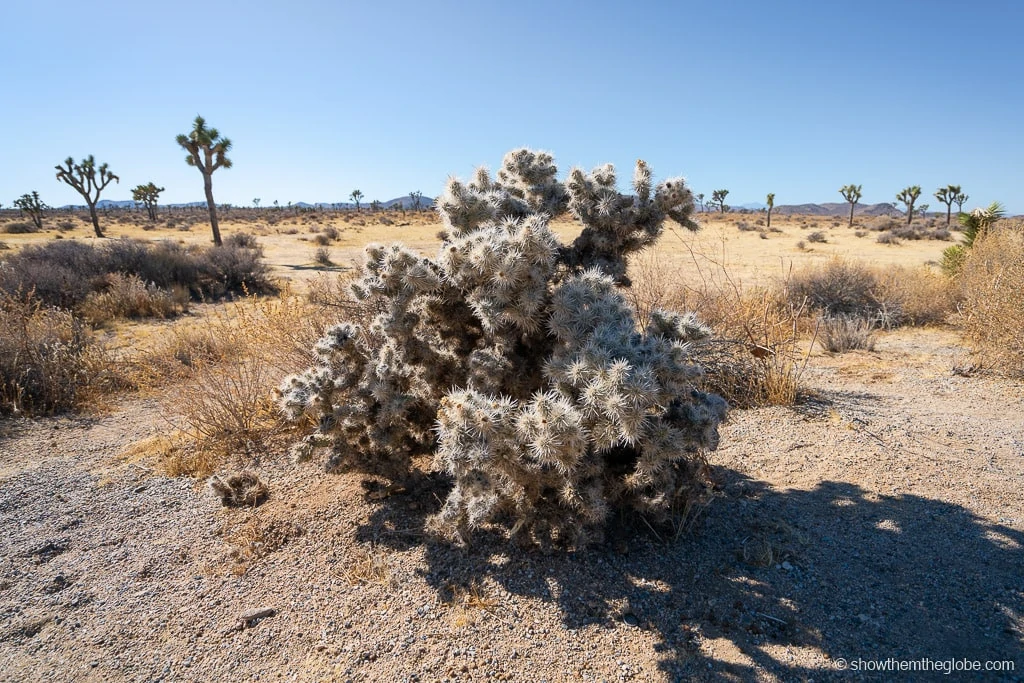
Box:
[239,607,276,625]
[781,561,793,571]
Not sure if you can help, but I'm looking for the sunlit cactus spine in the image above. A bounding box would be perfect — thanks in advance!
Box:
[279,148,725,546]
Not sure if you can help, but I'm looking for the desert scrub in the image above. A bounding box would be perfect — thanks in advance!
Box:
[787,258,902,327]
[279,149,725,545]
[958,225,1024,375]
[0,237,275,313]
[0,294,110,414]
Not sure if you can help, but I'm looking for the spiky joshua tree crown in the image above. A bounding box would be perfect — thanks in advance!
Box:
[278,149,726,546]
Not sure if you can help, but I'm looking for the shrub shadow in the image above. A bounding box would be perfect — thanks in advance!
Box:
[356,467,1023,681]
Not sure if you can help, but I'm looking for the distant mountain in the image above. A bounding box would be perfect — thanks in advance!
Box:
[57,196,436,211]
[772,202,900,217]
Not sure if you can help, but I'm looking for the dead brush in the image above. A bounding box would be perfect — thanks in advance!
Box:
[338,546,396,588]
[79,273,186,325]
[0,293,116,414]
[817,315,876,353]
[208,471,269,507]
[139,291,328,476]
[959,225,1024,376]
[640,236,815,407]
[444,579,501,628]
[227,515,305,569]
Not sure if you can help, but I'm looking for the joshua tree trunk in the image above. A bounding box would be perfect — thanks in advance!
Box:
[203,173,222,246]
[766,207,772,229]
[946,205,952,226]
[848,202,855,228]
[88,202,104,238]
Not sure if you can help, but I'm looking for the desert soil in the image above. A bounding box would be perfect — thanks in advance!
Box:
[1,325,1021,682]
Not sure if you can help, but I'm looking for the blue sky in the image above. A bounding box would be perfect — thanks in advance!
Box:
[2,0,1022,212]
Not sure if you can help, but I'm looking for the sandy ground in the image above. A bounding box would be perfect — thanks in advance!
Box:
[0,326,1021,682]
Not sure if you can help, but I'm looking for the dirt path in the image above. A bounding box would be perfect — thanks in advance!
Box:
[0,328,1021,682]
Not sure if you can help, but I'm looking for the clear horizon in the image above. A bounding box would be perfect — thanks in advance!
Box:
[3,0,1022,213]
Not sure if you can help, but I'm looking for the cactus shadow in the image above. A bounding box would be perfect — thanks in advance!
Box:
[356,467,1024,680]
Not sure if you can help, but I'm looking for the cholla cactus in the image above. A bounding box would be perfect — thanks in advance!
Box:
[279,149,725,545]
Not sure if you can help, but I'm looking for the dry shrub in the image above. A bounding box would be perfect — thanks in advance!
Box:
[959,227,1024,376]
[789,259,957,329]
[141,292,330,476]
[2,222,38,234]
[787,258,896,326]
[0,238,275,313]
[818,315,876,353]
[629,250,811,407]
[313,246,333,265]
[807,231,827,243]
[875,266,958,326]
[79,274,187,324]
[0,294,112,414]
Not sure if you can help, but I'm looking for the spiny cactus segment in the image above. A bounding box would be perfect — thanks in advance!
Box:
[278,148,725,546]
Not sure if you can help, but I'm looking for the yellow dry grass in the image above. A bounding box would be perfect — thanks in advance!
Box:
[0,210,956,293]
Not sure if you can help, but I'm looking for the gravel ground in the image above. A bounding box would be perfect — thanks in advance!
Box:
[0,327,1021,682]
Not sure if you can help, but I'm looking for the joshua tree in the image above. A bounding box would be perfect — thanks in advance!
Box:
[839,184,862,228]
[896,185,922,225]
[370,199,382,212]
[765,192,775,229]
[176,115,232,246]
[696,193,705,213]
[954,191,969,214]
[253,198,261,209]
[131,182,164,221]
[13,191,48,230]
[409,190,423,210]
[934,185,960,226]
[960,201,1004,248]
[55,156,119,238]
[942,201,1005,274]
[711,189,729,213]
[350,189,363,212]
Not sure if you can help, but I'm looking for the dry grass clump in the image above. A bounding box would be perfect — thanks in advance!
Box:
[817,315,876,353]
[629,252,811,407]
[959,227,1024,376]
[79,274,188,325]
[875,266,958,326]
[788,258,957,330]
[137,292,333,476]
[227,516,305,570]
[2,221,39,234]
[0,294,113,414]
[208,471,269,507]
[341,546,396,588]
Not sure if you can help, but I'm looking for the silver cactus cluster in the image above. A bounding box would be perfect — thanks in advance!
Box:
[278,149,726,545]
